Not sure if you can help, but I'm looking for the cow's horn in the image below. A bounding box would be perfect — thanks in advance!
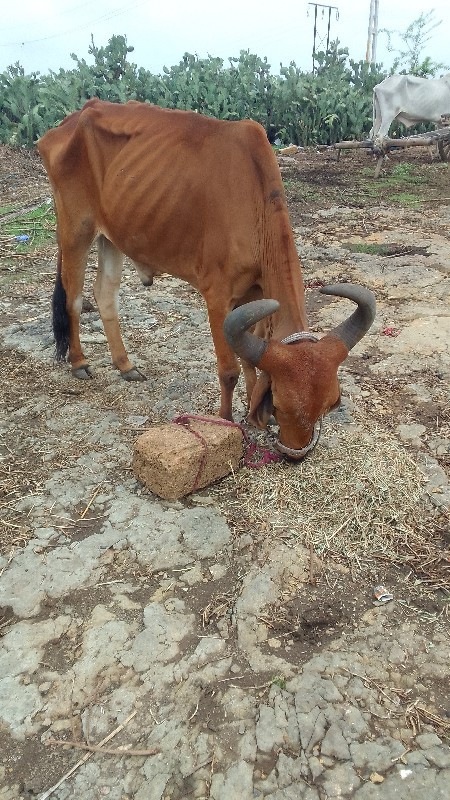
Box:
[320,284,376,351]
[223,300,280,365]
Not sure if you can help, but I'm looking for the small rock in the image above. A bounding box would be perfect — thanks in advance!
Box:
[126,415,149,426]
[370,772,385,783]
[421,746,450,768]
[388,644,406,664]
[179,563,203,586]
[350,740,403,772]
[427,437,449,456]
[321,762,361,795]
[415,732,443,749]
[51,718,73,732]
[191,494,216,506]
[209,563,228,581]
[321,722,351,760]
[256,705,284,752]
[396,423,426,445]
[82,332,107,343]
[82,298,96,312]
[308,755,324,780]
[406,751,430,766]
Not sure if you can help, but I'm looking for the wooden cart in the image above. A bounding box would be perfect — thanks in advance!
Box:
[331,115,450,178]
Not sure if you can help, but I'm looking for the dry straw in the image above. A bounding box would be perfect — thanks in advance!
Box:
[213,418,448,591]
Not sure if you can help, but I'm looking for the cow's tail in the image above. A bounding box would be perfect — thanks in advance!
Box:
[52,247,70,361]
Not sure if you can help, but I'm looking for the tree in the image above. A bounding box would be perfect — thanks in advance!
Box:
[381,10,449,77]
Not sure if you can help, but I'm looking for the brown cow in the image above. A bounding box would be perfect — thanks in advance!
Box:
[37,99,375,459]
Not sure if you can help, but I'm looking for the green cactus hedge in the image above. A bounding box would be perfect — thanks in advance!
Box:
[1,34,386,148]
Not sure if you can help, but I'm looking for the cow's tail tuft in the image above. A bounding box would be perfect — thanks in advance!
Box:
[52,248,70,361]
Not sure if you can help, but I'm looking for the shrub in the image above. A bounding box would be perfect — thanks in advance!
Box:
[0,36,386,148]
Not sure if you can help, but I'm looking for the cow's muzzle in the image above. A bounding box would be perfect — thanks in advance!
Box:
[276,416,323,460]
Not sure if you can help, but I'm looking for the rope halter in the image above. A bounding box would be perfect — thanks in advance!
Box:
[275,330,323,460]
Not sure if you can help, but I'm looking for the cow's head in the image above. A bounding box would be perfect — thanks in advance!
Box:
[224,284,376,460]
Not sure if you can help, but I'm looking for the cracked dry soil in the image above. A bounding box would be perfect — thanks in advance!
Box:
[0,143,449,800]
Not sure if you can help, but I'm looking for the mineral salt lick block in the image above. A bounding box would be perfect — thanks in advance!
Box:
[133,417,244,500]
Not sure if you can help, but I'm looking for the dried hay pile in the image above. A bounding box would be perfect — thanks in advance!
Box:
[213,419,448,592]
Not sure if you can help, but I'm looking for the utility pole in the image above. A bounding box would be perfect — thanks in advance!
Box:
[308,3,339,74]
[365,0,380,63]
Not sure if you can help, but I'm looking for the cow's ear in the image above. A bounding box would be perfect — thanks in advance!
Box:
[248,372,273,429]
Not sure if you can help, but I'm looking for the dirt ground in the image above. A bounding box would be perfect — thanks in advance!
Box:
[0,140,449,800]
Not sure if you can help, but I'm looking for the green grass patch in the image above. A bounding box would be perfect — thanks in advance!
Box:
[342,241,428,256]
[0,201,56,249]
[357,184,380,199]
[389,192,423,206]
[0,202,22,216]
[387,163,426,186]
[271,676,287,690]
[361,162,426,186]
[361,162,428,203]
[342,242,393,256]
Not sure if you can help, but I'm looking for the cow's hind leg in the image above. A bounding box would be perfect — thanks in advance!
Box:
[53,237,94,379]
[94,236,146,381]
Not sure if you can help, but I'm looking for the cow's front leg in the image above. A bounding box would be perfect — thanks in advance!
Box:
[206,304,240,420]
[94,236,146,381]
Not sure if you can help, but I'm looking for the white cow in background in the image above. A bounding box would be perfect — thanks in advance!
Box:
[371,73,450,146]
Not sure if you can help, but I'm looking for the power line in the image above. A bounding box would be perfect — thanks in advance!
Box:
[1,0,98,36]
[0,0,148,48]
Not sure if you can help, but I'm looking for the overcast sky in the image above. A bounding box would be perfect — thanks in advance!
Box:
[0,1,448,77]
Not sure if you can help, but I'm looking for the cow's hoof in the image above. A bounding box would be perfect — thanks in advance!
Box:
[72,365,93,380]
[122,367,147,382]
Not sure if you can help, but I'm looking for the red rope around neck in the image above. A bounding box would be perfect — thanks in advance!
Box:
[172,413,281,493]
